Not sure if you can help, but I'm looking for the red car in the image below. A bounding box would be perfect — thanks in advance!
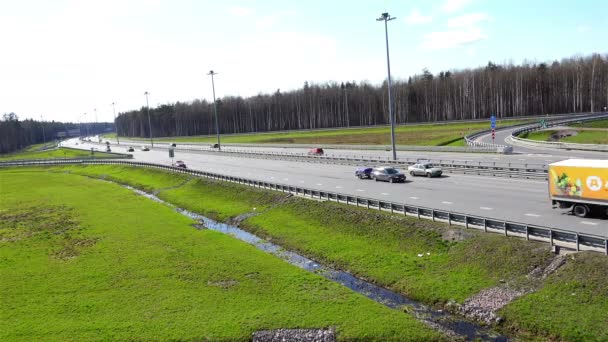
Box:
[308,148,324,156]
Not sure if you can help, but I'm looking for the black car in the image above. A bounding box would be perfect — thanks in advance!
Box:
[170,143,177,147]
[127,147,134,152]
[211,143,220,148]
[355,167,373,179]
[372,167,406,183]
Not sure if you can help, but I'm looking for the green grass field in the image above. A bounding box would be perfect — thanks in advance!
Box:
[4,164,607,341]
[0,168,441,341]
[570,119,608,129]
[0,147,114,161]
[521,130,607,144]
[113,120,531,146]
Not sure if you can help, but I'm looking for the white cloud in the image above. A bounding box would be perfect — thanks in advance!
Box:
[421,27,487,49]
[447,13,489,28]
[441,0,474,12]
[405,9,432,25]
[227,6,253,17]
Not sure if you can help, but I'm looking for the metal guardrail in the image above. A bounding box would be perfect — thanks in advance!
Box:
[509,113,608,151]
[2,159,606,254]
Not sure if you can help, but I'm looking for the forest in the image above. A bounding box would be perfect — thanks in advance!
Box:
[2,53,607,154]
[115,53,608,138]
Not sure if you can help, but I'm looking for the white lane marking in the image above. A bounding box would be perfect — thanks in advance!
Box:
[270,176,275,179]
[581,221,598,226]
[335,185,343,189]
[299,180,305,183]
[442,201,453,205]
[410,196,419,200]
[525,213,541,217]
[480,207,493,210]
[381,192,390,196]
[518,159,525,161]
[316,183,323,186]
[356,189,365,192]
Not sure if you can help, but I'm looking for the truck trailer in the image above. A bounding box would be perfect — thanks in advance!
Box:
[549,159,608,218]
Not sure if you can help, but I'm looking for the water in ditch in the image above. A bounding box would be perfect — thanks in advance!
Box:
[127,186,508,341]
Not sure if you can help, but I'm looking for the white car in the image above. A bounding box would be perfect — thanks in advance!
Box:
[407,163,443,178]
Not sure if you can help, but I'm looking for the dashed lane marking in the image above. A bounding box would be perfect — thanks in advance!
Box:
[410,196,419,200]
[356,189,365,192]
[442,201,453,205]
[581,221,598,226]
[525,213,541,217]
[381,193,390,196]
[480,207,493,210]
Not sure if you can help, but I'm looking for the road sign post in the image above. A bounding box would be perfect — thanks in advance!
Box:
[169,148,174,165]
[490,115,496,143]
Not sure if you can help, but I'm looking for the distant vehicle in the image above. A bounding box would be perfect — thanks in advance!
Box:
[75,142,79,145]
[141,146,150,151]
[106,146,111,152]
[170,143,177,147]
[175,160,187,168]
[549,159,608,218]
[211,143,220,148]
[308,148,324,156]
[372,167,406,183]
[408,163,443,178]
[127,147,134,152]
[355,167,373,179]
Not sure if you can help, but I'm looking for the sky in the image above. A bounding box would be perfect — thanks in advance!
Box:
[1,0,606,123]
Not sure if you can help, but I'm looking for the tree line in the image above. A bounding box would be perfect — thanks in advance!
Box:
[0,113,109,154]
[115,53,608,138]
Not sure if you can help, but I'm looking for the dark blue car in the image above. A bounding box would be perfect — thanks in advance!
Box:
[355,167,373,179]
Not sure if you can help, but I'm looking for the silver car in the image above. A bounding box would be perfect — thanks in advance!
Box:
[408,163,442,178]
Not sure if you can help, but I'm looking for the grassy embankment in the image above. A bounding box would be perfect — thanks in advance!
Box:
[0,168,440,341]
[112,120,531,146]
[0,147,114,161]
[32,165,608,340]
[520,119,608,144]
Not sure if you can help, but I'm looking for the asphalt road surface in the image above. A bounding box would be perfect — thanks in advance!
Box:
[64,139,607,237]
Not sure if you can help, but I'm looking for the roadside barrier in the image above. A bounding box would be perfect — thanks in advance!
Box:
[2,159,606,255]
[508,113,608,151]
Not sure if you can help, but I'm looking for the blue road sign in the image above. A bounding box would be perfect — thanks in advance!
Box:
[490,115,496,129]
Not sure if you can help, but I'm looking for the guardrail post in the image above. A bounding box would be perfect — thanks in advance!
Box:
[416,208,420,219]
[483,219,487,232]
[447,213,451,226]
[605,239,608,256]
[504,223,508,236]
[431,210,435,221]
[464,216,469,229]
[549,230,553,246]
[525,226,529,240]
[575,233,579,252]
[366,200,370,209]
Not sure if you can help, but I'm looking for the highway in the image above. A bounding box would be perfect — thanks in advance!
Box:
[63,138,608,237]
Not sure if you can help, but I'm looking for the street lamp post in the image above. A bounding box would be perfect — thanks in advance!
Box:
[112,102,120,144]
[144,91,154,147]
[377,12,397,161]
[208,70,221,151]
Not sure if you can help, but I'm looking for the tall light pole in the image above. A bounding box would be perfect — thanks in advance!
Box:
[112,102,120,144]
[377,12,397,161]
[144,91,154,147]
[40,115,46,144]
[208,70,221,151]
